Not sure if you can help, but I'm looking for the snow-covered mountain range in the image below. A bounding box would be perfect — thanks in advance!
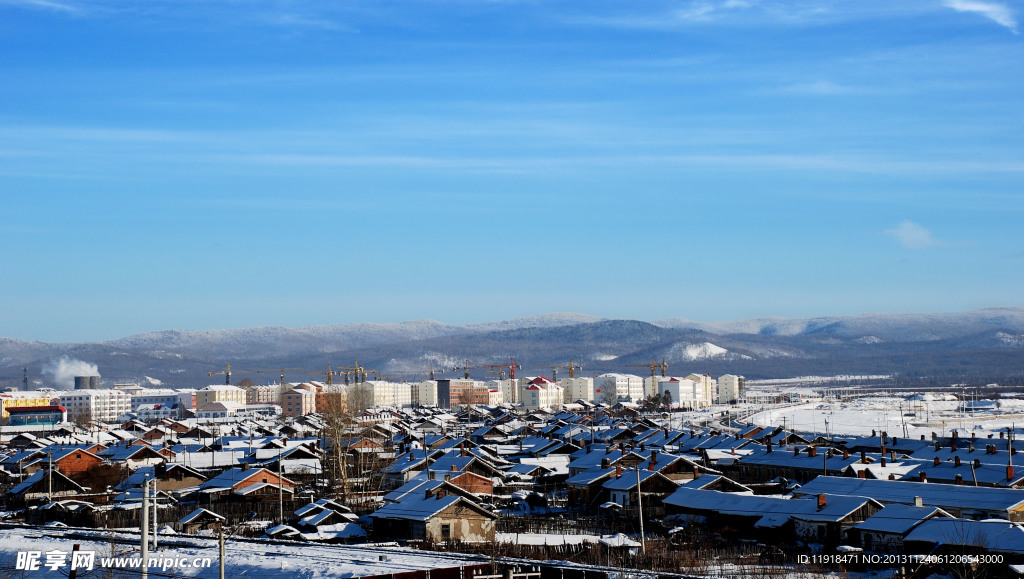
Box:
[2,308,1022,389]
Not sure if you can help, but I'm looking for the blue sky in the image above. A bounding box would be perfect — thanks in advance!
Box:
[2,0,1023,342]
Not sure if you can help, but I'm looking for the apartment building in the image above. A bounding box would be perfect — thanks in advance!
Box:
[196,385,246,408]
[718,374,746,403]
[1,390,56,420]
[56,389,133,423]
[593,373,644,404]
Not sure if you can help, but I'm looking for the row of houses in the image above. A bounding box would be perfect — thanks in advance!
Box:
[3,399,1024,565]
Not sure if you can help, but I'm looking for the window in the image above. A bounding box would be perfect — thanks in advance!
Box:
[441,524,451,541]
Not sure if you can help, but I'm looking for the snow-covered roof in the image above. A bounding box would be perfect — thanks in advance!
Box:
[180,508,225,525]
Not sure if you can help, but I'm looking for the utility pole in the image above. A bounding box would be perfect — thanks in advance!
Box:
[141,477,149,579]
[218,531,225,579]
[278,447,284,525]
[636,466,645,554]
[152,476,158,550]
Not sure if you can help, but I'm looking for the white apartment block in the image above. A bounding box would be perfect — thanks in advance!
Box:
[196,385,247,408]
[718,374,746,403]
[521,377,563,411]
[247,384,281,405]
[57,389,133,423]
[350,381,412,408]
[593,373,644,404]
[487,387,503,406]
[560,377,594,403]
[131,388,186,408]
[658,378,706,409]
[685,374,715,406]
[497,379,520,405]
[482,381,504,405]
[416,380,438,406]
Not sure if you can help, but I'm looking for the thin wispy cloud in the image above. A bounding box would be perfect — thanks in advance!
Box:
[885,220,945,250]
[944,0,1018,33]
[0,0,80,14]
[777,81,855,95]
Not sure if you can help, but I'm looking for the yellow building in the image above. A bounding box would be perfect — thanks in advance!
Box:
[196,385,247,408]
[1,391,56,419]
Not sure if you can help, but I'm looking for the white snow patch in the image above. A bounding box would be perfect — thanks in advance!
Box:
[668,342,728,361]
[145,376,163,386]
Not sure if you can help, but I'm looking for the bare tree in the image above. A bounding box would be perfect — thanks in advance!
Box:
[320,384,373,504]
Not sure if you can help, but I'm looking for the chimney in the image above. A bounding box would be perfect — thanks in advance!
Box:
[767,441,773,453]
[955,456,962,467]
[425,488,433,499]
[601,458,610,469]
[1001,431,1006,439]
[794,447,800,457]
[858,469,866,479]
[933,457,941,467]
[861,451,867,464]
[871,429,876,437]
[843,449,849,460]
[951,442,957,452]
[975,458,981,469]
[731,447,736,456]
[616,465,622,478]
[1009,465,1015,482]
[914,496,923,507]
[955,473,963,485]
[888,473,896,480]
[935,441,941,451]
[920,435,925,441]
[450,464,457,472]
[693,466,701,478]
[429,470,435,480]
[919,471,927,483]
[881,456,886,467]
[651,450,658,466]
[817,494,826,510]
[808,447,816,458]
[408,454,414,462]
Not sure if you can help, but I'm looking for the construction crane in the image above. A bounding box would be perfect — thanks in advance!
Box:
[207,364,303,386]
[458,358,521,380]
[626,358,669,378]
[305,362,378,386]
[533,360,583,381]
[208,364,234,385]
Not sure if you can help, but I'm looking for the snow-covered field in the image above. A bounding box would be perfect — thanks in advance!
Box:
[0,526,488,578]
[744,386,1024,439]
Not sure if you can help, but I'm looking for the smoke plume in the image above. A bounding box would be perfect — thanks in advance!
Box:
[42,356,100,390]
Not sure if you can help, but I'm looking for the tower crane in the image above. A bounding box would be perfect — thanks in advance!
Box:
[457,357,521,380]
[533,360,583,382]
[207,364,303,387]
[306,362,377,386]
[626,358,669,378]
